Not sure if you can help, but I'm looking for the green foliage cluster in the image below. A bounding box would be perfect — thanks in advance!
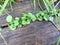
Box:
[6,15,22,30]
[6,13,36,30]
[6,9,60,30]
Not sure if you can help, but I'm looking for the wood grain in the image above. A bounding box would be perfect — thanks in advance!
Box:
[0,21,60,45]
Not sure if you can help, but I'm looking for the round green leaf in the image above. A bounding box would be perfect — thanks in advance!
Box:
[44,15,49,21]
[6,15,12,22]
[58,13,60,17]
[28,13,36,21]
[36,14,43,21]
[38,16,42,21]
[22,20,27,25]
[26,20,30,24]
[9,24,16,30]
[49,16,54,21]
[13,20,19,26]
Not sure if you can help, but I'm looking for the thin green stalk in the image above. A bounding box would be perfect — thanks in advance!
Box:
[0,0,9,15]
[43,0,49,11]
[34,0,36,10]
[43,0,58,22]
[43,0,57,15]
[45,0,57,15]
[10,2,13,10]
[4,9,10,15]
[50,21,59,31]
[37,0,43,10]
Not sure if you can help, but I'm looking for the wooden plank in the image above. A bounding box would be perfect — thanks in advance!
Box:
[0,21,60,45]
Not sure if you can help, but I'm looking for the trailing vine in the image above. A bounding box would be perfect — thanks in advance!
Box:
[0,9,58,30]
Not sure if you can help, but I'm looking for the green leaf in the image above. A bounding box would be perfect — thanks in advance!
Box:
[58,9,60,13]
[0,27,2,31]
[9,24,16,30]
[22,13,31,25]
[26,20,30,24]
[58,13,60,17]
[49,16,54,21]
[18,19,22,28]
[36,11,44,16]
[22,19,30,25]
[18,24,22,28]
[40,11,45,16]
[13,20,19,26]
[15,17,20,21]
[31,16,36,21]
[36,14,43,21]
[6,15,12,22]
[23,13,29,17]
[44,14,49,21]
[22,20,27,25]
[28,13,36,21]
[38,16,43,21]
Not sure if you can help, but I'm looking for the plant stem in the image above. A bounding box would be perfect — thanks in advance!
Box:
[0,0,9,15]
[4,9,10,15]
[50,21,60,30]
[0,33,7,45]
[37,0,43,10]
[43,0,49,11]
[34,0,36,10]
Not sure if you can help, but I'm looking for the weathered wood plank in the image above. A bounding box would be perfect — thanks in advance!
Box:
[0,21,60,45]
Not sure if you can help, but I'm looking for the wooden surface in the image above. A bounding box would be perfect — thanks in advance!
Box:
[0,21,60,45]
[0,0,60,45]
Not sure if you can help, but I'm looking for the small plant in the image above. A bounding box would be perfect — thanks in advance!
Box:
[22,13,31,26]
[6,15,22,30]
[5,9,60,30]
[0,0,59,31]
[36,11,43,21]
[33,0,58,22]
[36,10,54,21]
